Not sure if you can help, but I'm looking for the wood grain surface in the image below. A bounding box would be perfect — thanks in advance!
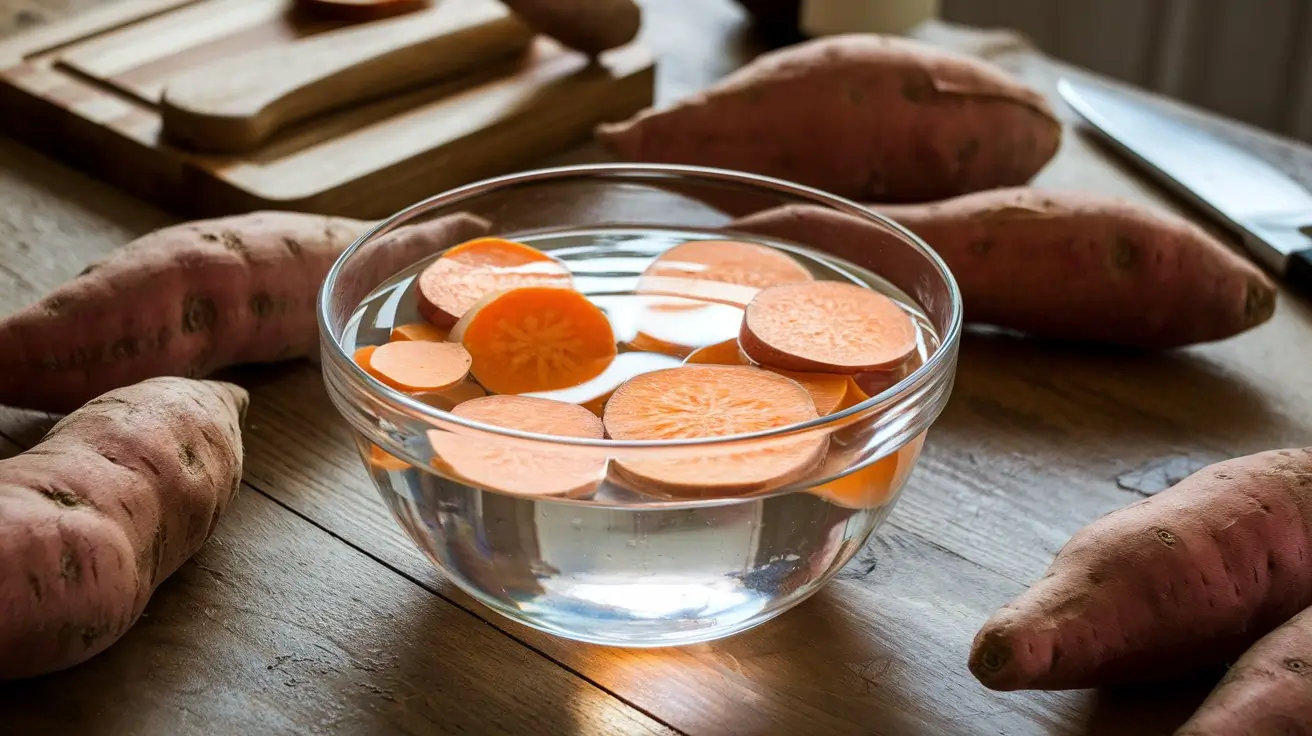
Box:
[2,1,1311,734]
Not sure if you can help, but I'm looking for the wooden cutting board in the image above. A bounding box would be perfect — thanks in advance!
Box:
[0,0,656,219]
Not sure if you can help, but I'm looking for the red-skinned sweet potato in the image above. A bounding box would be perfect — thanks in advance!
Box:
[1177,605,1312,735]
[732,189,1277,348]
[0,377,247,680]
[500,0,640,55]
[968,447,1312,691]
[0,211,490,413]
[597,34,1061,202]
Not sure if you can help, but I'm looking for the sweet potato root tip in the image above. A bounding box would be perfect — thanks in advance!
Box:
[453,286,617,395]
[639,240,814,301]
[603,365,827,496]
[968,446,1312,691]
[390,322,449,342]
[810,433,924,508]
[367,340,472,393]
[684,338,849,416]
[741,281,917,373]
[428,395,605,497]
[0,377,245,679]
[416,237,574,327]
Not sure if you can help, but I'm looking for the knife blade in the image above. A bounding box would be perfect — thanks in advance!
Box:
[1058,77,1312,297]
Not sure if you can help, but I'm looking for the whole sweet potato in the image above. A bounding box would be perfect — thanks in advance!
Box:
[501,0,640,55]
[0,377,247,680]
[0,211,490,413]
[1178,605,1312,736]
[732,189,1277,348]
[968,447,1312,691]
[596,34,1061,202]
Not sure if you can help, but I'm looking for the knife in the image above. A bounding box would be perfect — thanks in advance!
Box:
[1058,77,1312,297]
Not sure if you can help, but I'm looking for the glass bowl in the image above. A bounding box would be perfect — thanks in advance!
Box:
[318,164,962,648]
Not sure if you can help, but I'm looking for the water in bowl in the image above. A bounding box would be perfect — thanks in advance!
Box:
[342,226,939,646]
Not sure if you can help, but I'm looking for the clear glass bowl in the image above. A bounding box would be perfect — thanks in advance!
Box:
[318,164,962,648]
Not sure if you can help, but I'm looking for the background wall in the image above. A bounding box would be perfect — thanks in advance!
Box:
[940,0,1312,143]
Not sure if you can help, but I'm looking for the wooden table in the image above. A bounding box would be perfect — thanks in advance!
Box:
[1,2,1310,734]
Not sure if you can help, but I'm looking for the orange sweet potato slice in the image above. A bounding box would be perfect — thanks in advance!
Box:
[638,239,813,307]
[809,433,925,509]
[740,281,917,373]
[368,443,412,471]
[452,286,617,395]
[416,237,574,327]
[391,322,449,342]
[428,395,606,497]
[525,351,681,416]
[622,297,744,359]
[603,365,827,496]
[684,339,849,416]
[366,340,472,392]
[414,379,488,411]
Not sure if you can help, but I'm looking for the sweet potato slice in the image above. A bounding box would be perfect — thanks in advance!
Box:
[525,351,681,416]
[428,395,606,497]
[809,433,924,509]
[623,297,744,359]
[603,365,827,496]
[414,380,488,411]
[452,286,617,394]
[390,322,448,342]
[366,340,472,393]
[368,444,412,471]
[0,377,246,680]
[740,281,917,373]
[684,338,849,415]
[637,239,813,306]
[416,237,574,327]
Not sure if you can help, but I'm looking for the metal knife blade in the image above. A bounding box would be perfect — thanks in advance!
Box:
[1058,77,1312,295]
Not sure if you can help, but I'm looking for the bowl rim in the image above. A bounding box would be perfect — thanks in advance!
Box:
[318,162,963,450]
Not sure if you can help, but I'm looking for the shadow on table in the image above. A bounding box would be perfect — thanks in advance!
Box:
[1081,677,1216,736]
[944,328,1282,444]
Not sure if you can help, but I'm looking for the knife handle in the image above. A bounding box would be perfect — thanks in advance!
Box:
[160,1,533,154]
[1289,249,1312,298]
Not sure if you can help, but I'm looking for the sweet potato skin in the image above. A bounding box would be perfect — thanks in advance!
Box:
[596,34,1061,202]
[500,0,640,55]
[732,189,1277,348]
[1178,605,1312,736]
[0,377,247,680]
[967,447,1312,691]
[0,211,490,413]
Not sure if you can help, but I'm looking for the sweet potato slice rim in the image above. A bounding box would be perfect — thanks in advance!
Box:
[741,281,918,373]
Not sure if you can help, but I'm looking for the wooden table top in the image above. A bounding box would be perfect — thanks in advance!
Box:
[2,2,1310,734]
